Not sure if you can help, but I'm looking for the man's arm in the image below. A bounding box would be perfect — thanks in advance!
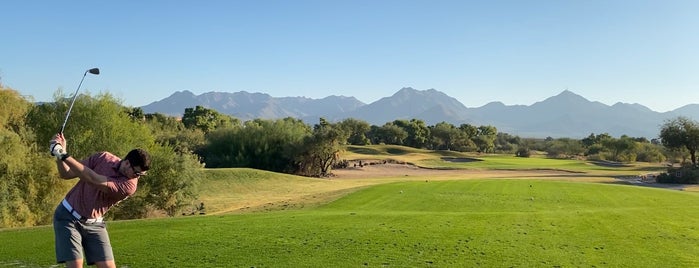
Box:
[55,158,79,179]
[51,133,77,179]
[50,133,110,191]
[60,155,111,192]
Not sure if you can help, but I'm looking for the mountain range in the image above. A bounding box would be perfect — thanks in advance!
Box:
[141,88,699,139]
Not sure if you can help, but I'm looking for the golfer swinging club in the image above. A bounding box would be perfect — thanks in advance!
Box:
[50,133,151,267]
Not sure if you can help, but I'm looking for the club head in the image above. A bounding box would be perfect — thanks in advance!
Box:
[88,68,100,75]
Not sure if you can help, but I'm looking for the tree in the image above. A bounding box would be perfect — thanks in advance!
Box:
[458,124,478,140]
[430,122,459,150]
[545,138,584,158]
[453,124,478,152]
[145,113,205,154]
[660,116,699,166]
[474,125,497,153]
[403,119,430,148]
[582,133,609,156]
[635,142,666,163]
[203,117,310,171]
[336,118,370,145]
[182,106,237,133]
[602,136,638,162]
[581,133,597,147]
[294,118,347,177]
[28,93,155,158]
[127,107,145,121]
[375,123,408,145]
[0,87,30,133]
[0,87,72,227]
[495,132,521,153]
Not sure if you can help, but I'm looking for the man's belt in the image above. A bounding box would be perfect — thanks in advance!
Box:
[61,199,103,223]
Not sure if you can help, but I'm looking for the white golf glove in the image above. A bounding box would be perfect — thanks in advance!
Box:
[50,141,67,160]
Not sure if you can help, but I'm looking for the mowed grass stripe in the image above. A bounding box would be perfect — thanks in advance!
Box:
[319,179,697,213]
[2,180,699,267]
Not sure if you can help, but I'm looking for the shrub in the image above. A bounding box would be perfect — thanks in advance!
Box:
[515,148,530,157]
[656,166,699,184]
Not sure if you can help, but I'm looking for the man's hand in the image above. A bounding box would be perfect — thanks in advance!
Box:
[50,133,68,160]
[50,143,66,159]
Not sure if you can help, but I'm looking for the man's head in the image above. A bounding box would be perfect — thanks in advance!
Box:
[125,148,151,174]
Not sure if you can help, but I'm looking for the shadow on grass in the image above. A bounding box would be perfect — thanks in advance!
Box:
[599,180,635,186]
[441,157,483,163]
[347,145,423,155]
[599,180,691,191]
[386,147,416,155]
[346,147,383,155]
[589,160,633,167]
[433,150,472,157]
[627,166,667,172]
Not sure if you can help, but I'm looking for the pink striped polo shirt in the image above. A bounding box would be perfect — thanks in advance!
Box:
[63,151,139,219]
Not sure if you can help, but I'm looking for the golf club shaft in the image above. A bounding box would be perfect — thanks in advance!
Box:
[59,71,88,134]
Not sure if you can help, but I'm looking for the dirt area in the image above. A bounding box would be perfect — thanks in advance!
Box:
[332,163,591,180]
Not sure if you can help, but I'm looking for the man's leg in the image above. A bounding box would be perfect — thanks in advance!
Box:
[82,222,115,267]
[53,205,84,266]
[95,260,116,268]
[65,259,84,268]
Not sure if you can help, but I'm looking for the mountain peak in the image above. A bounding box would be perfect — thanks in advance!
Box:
[391,87,451,100]
[393,87,418,97]
[141,88,698,139]
[171,90,196,97]
[559,89,576,95]
[534,90,589,106]
[554,89,585,100]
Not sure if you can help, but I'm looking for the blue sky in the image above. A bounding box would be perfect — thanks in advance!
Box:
[2,1,697,112]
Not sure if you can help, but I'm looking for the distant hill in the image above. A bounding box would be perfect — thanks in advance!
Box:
[341,88,470,124]
[141,88,698,139]
[142,90,364,122]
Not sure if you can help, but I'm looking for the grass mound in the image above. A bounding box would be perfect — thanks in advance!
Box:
[197,168,372,214]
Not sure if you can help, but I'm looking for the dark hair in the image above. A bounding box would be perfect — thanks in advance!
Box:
[125,148,151,171]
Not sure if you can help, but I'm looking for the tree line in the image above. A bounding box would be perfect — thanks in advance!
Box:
[141,104,699,183]
[2,84,698,227]
[171,106,676,166]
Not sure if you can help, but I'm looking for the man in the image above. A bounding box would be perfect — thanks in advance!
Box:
[50,133,151,268]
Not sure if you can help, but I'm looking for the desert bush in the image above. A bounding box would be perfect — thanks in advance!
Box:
[515,148,530,157]
[656,166,699,184]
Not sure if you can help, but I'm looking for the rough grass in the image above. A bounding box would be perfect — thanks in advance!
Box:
[195,168,383,215]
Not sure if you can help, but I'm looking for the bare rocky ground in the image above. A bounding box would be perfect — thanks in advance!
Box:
[333,162,588,178]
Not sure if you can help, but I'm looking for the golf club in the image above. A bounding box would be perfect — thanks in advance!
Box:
[59,68,100,133]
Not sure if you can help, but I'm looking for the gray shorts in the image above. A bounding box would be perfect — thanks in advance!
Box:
[53,204,114,265]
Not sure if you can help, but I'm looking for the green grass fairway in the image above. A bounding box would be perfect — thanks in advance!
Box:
[2,180,698,267]
[345,144,666,176]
